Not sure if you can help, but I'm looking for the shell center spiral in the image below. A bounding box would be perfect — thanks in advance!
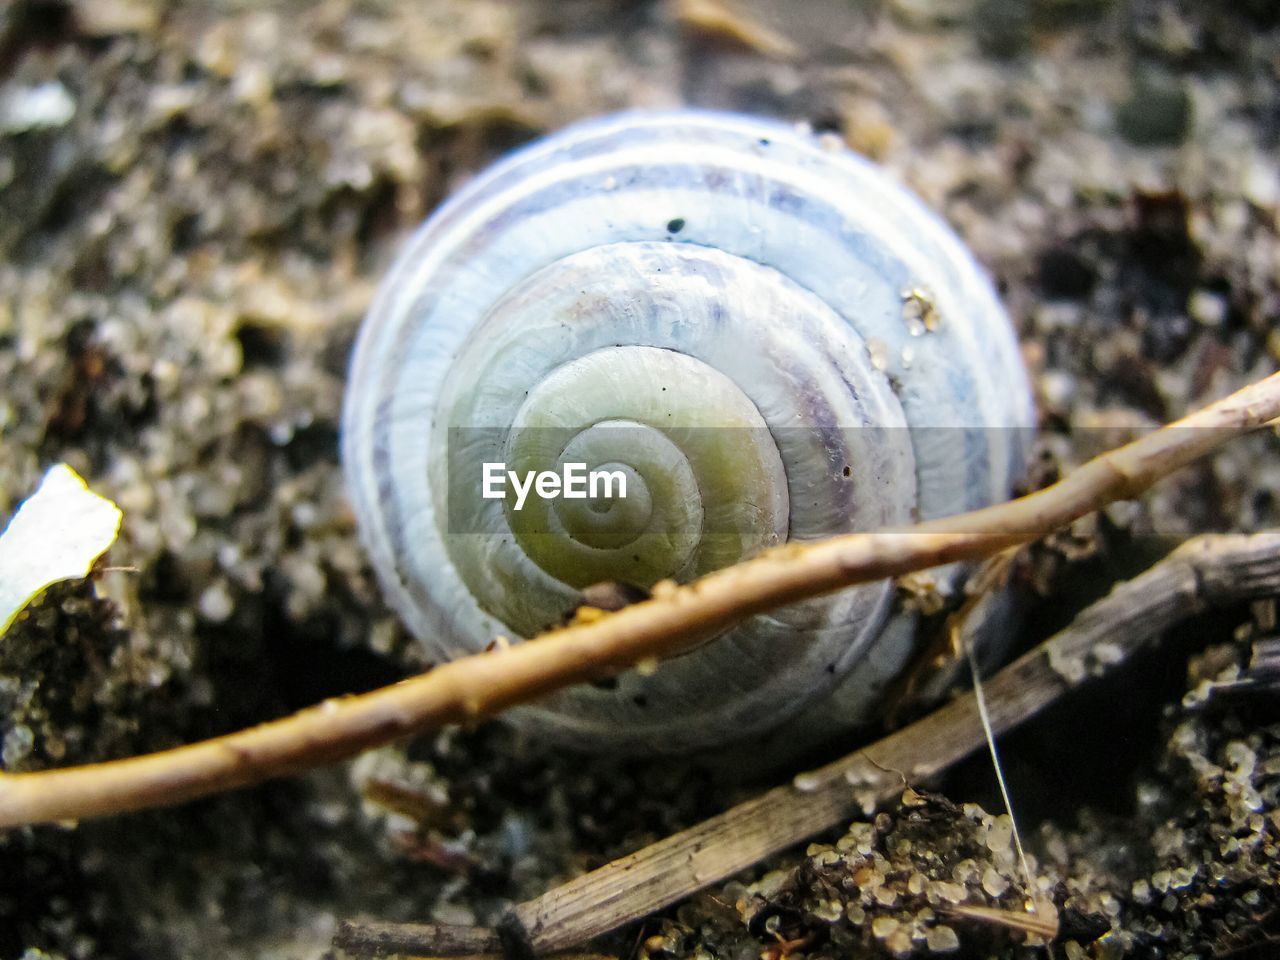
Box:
[503,345,788,590]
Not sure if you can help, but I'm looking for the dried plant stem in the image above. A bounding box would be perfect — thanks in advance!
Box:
[333,530,1280,957]
[0,373,1278,829]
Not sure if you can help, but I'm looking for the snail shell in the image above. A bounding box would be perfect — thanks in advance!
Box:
[341,111,1035,753]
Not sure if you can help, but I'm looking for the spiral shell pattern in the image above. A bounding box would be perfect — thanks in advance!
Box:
[342,111,1035,752]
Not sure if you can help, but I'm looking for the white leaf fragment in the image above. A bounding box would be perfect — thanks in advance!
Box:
[0,464,123,635]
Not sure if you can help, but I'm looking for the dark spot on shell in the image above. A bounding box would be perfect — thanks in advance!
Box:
[666,217,685,234]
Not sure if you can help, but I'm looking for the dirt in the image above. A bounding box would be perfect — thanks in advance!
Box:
[1,0,1279,957]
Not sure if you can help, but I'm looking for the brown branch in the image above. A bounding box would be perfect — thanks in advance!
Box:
[333,530,1280,958]
[1,373,1278,829]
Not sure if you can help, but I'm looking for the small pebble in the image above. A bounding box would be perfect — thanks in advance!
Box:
[1188,290,1226,327]
[924,925,960,952]
[2,724,35,766]
[197,580,235,622]
[981,866,1010,898]
[870,915,900,939]
[0,83,76,132]
[873,886,898,907]
[885,928,912,955]
[811,899,843,922]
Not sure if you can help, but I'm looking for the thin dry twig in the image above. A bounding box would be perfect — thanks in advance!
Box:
[673,0,798,57]
[1,373,1278,829]
[333,530,1280,957]
[952,550,1039,921]
[943,904,1061,941]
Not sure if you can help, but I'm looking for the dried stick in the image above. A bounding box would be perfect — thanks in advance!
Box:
[1,373,1278,829]
[333,531,1280,957]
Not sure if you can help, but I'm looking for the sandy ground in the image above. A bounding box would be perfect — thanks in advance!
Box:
[1,0,1279,957]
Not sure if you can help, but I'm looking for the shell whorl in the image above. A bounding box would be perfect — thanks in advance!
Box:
[341,111,1035,752]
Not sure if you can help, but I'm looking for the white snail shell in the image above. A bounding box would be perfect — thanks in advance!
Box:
[341,111,1035,753]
